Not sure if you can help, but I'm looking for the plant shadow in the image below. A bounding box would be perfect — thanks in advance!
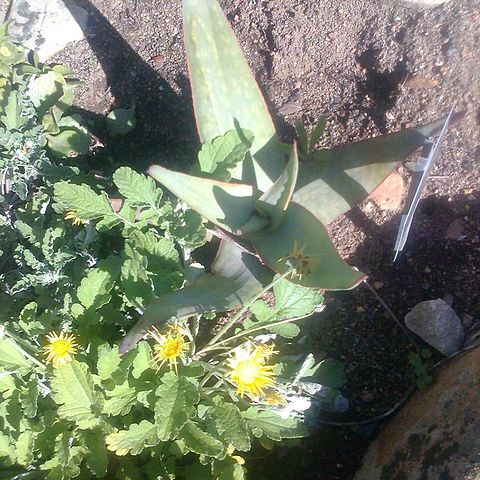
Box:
[62,0,198,170]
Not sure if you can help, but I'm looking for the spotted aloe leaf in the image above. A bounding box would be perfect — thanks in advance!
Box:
[293,116,456,224]
[252,202,365,290]
[119,241,273,353]
[147,164,258,234]
[183,0,283,191]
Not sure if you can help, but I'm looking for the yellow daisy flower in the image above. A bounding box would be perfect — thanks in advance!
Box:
[227,343,276,398]
[43,331,78,367]
[64,210,87,226]
[150,323,189,372]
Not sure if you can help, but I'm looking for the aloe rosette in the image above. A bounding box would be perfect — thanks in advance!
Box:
[119,0,455,352]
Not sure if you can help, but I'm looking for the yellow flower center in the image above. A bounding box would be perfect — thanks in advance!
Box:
[50,339,73,356]
[158,337,184,361]
[236,361,260,384]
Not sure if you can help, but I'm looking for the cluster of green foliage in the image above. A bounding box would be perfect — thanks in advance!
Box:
[0,21,347,480]
[0,0,452,476]
[408,349,434,389]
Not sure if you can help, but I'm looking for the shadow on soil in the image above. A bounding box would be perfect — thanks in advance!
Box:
[248,191,480,480]
[64,0,198,170]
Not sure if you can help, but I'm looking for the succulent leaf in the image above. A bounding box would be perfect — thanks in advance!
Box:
[183,0,283,190]
[253,202,365,290]
[255,143,299,231]
[293,117,453,224]
[147,164,258,234]
[119,240,273,352]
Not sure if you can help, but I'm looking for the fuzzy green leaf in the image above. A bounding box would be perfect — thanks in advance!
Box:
[273,276,323,317]
[18,301,45,337]
[0,431,16,463]
[179,420,224,458]
[51,360,102,429]
[131,341,152,379]
[197,129,254,181]
[54,182,114,220]
[77,256,122,310]
[211,403,250,452]
[16,429,35,467]
[127,230,179,270]
[20,377,39,418]
[1,90,27,130]
[121,248,152,308]
[83,432,108,477]
[47,127,91,157]
[245,276,322,337]
[242,407,308,441]
[104,381,137,416]
[105,420,158,456]
[96,344,122,381]
[113,166,162,208]
[155,372,200,441]
[28,70,64,115]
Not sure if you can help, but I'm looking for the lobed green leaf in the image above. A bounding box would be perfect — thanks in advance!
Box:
[54,182,114,220]
[105,420,158,456]
[179,420,224,458]
[242,407,308,441]
[155,372,200,441]
[211,402,250,452]
[113,166,162,209]
[51,360,103,429]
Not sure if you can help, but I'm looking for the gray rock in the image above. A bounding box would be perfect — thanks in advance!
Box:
[4,0,88,60]
[405,299,464,355]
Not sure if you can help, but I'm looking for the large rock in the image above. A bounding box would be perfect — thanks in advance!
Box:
[405,299,464,355]
[354,346,480,480]
[4,0,88,60]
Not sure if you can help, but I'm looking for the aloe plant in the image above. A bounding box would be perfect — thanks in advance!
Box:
[119,0,455,352]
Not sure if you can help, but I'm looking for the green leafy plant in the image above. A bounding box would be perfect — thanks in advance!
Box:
[120,0,455,352]
[0,1,460,478]
[408,349,434,389]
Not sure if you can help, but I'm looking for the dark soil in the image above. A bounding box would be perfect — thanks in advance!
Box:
[53,0,480,478]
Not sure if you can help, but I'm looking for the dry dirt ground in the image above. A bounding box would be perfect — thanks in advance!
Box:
[51,0,480,478]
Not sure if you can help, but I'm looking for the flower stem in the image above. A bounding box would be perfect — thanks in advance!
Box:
[198,313,311,356]
[203,271,292,350]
